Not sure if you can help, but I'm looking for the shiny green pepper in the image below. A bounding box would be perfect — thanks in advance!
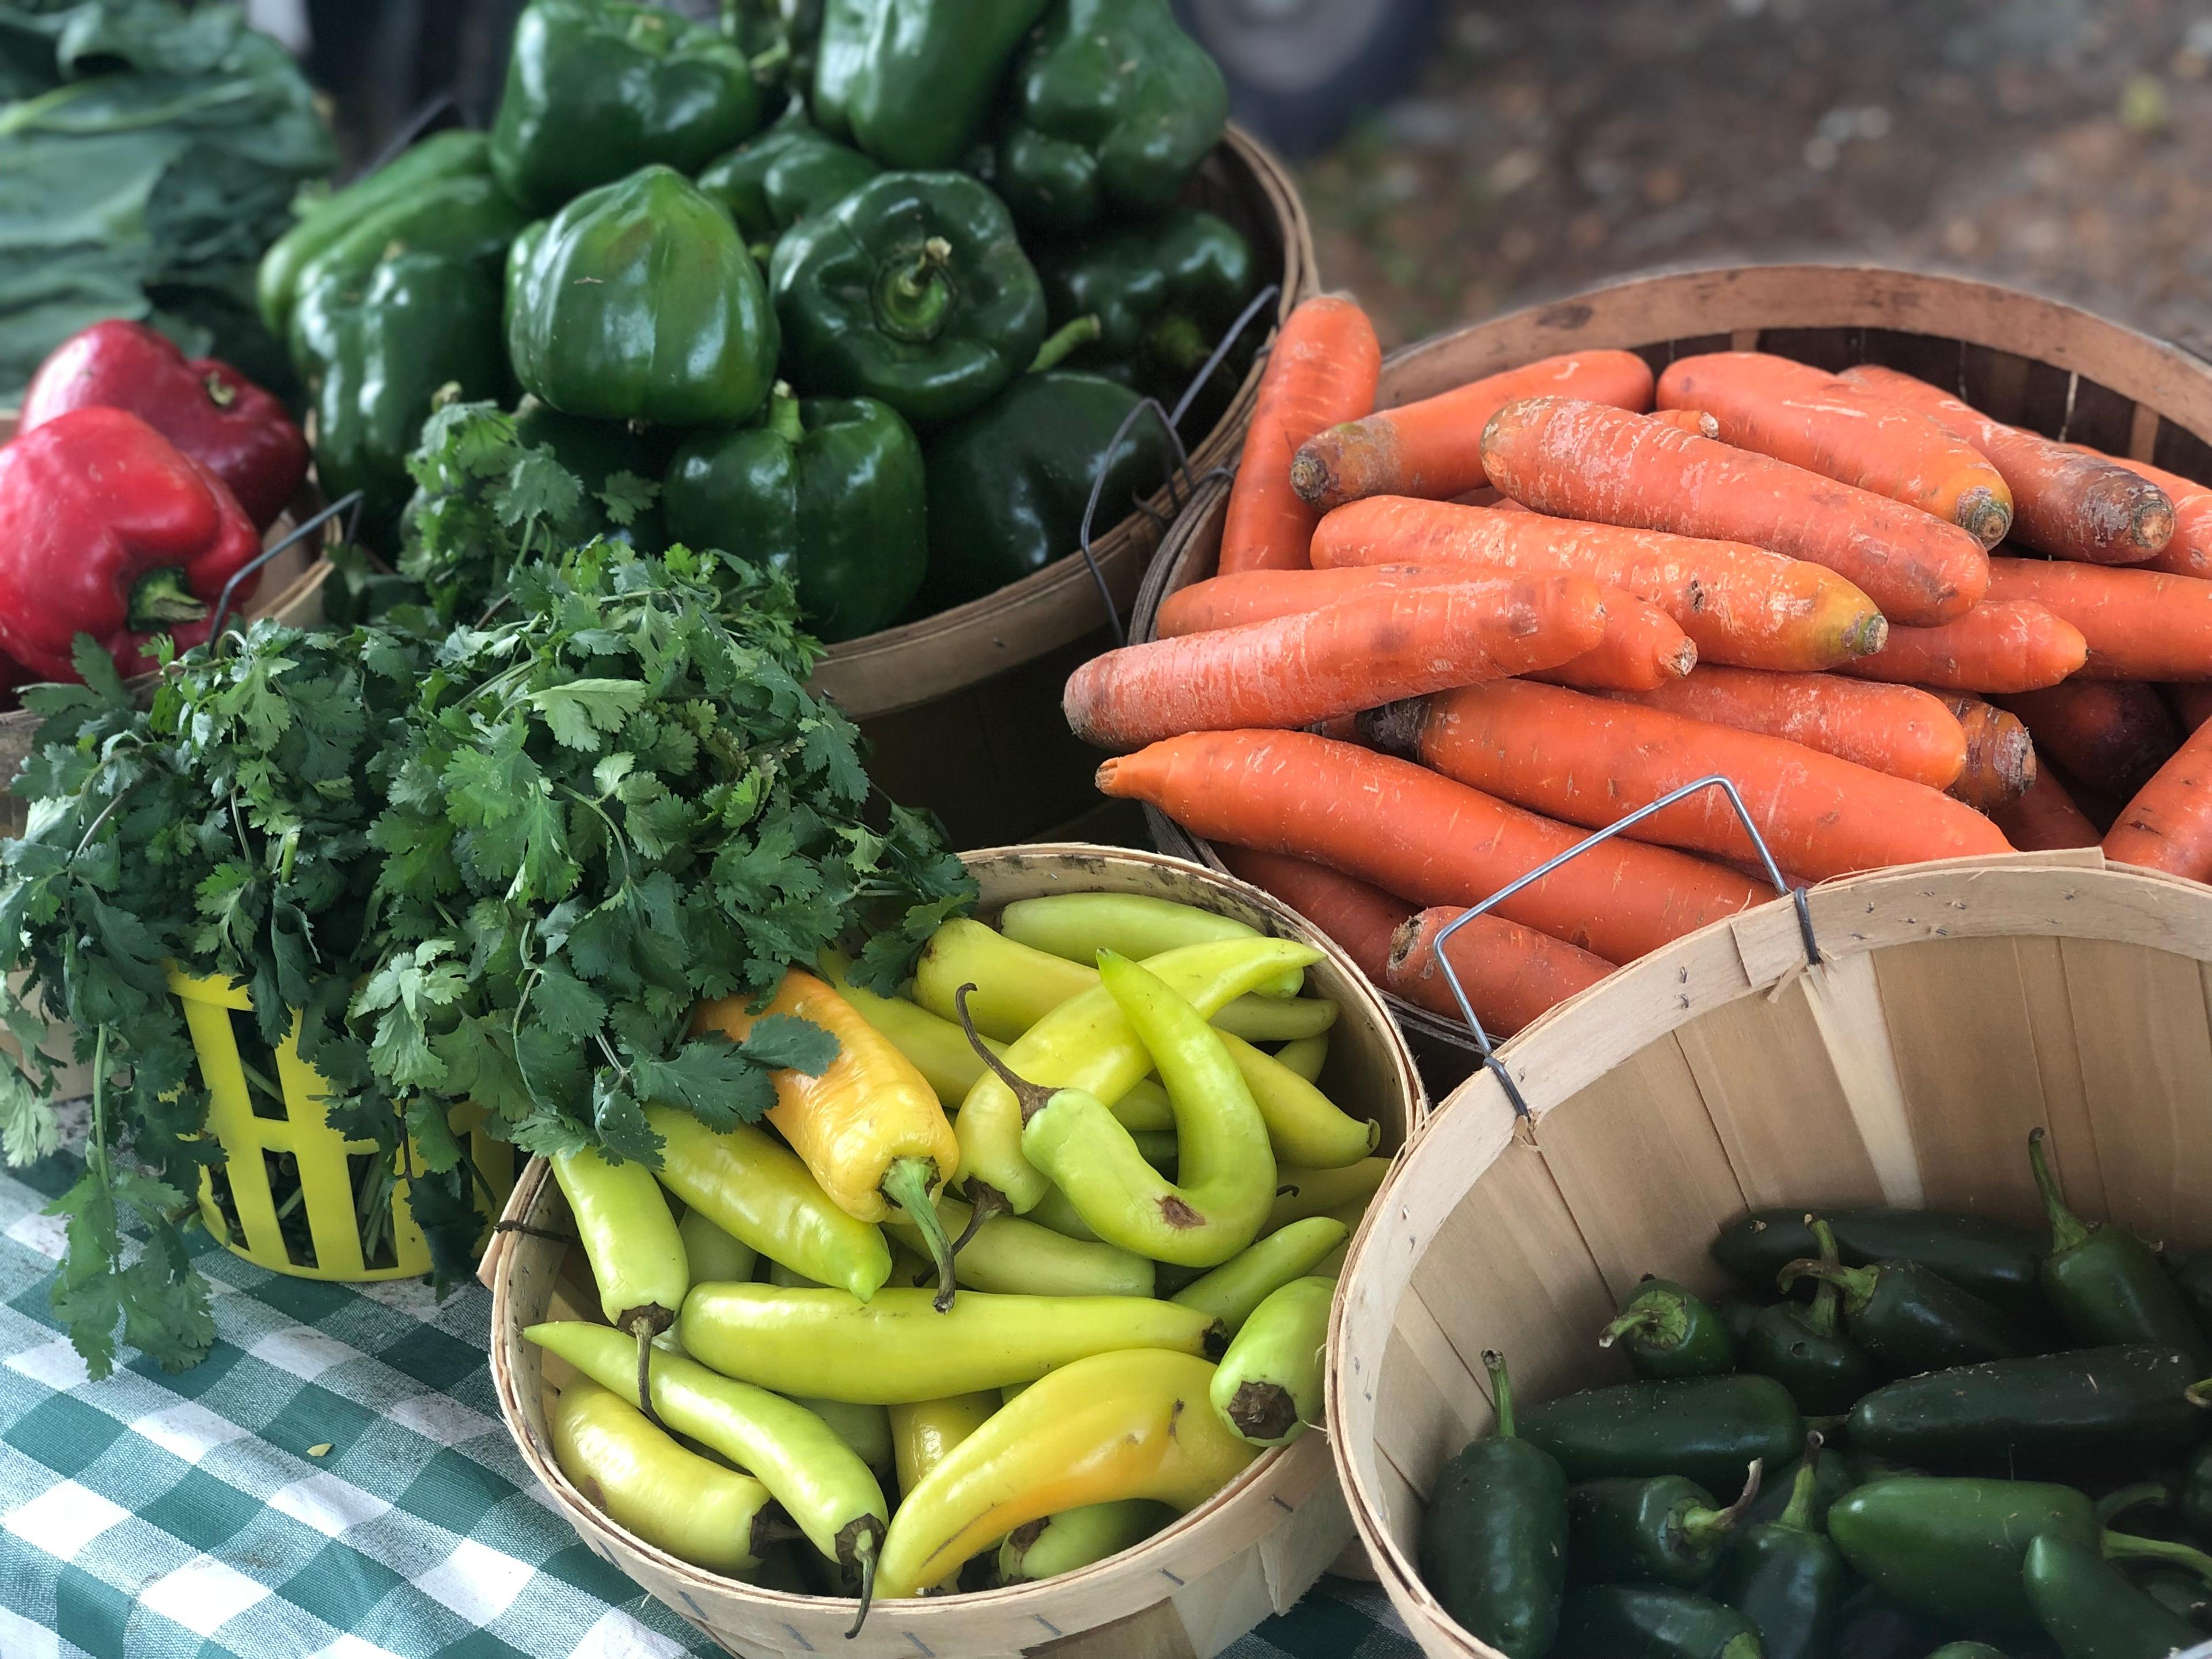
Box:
[990,0,1228,232]
[698,99,880,255]
[771,171,1046,429]
[664,385,923,641]
[507,165,779,428]
[490,0,765,214]
[812,0,1050,169]
[919,369,1168,610]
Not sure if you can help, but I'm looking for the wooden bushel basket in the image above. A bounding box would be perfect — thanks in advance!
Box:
[484,844,1426,1659]
[1325,849,2212,1659]
[1129,264,2212,1088]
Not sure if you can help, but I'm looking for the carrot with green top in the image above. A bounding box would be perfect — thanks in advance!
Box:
[1064,576,1611,749]
[1611,668,1967,791]
[1930,692,2036,813]
[1993,681,2181,801]
[1984,556,2212,680]
[1218,846,1412,988]
[1833,600,2088,693]
[1385,907,1614,1033]
[1993,764,2103,852]
[2105,719,2212,877]
[1289,350,1654,509]
[1839,364,2173,565]
[1096,729,1764,963]
[1479,395,1992,625]
[1219,296,1380,574]
[1657,351,2014,544]
[1312,495,1885,672]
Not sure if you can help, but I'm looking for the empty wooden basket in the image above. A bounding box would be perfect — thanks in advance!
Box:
[1327,850,2212,1659]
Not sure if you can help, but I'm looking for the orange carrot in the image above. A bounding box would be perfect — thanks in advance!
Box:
[1930,692,2036,813]
[2166,682,2212,733]
[1649,408,1719,438]
[2088,452,2212,578]
[1063,577,1609,750]
[1983,556,2212,680]
[1991,762,2102,851]
[1657,351,2015,546]
[1480,396,1991,625]
[1094,729,1764,963]
[1610,666,1968,791]
[1154,565,1696,691]
[1992,681,2181,801]
[1385,906,1615,1034]
[1288,350,1653,510]
[1218,296,1381,574]
[1832,600,2088,693]
[2105,720,2212,878]
[1217,846,1411,987]
[1365,680,2011,880]
[1312,495,1887,671]
[1838,364,2174,564]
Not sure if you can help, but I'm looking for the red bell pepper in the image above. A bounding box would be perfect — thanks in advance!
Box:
[0,408,263,682]
[20,320,308,531]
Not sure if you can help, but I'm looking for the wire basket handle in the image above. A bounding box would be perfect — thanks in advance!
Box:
[207,490,365,643]
[1434,774,1823,1121]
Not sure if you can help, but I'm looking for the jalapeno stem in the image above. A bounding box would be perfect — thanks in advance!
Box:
[1779,1433,1823,1532]
[2097,1481,2174,1527]
[1679,1458,1765,1548]
[1029,313,1101,374]
[873,236,955,345]
[952,983,1058,1124]
[2029,1126,2092,1253]
[1804,1217,1845,1337]
[882,1157,958,1313]
[1778,1256,1876,1315]
[2104,1528,2212,1588]
[1481,1349,1517,1440]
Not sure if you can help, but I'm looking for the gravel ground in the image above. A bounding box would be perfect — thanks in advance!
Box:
[1296,0,2212,357]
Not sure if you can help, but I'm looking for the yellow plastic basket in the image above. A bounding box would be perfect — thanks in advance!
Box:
[169,971,513,1281]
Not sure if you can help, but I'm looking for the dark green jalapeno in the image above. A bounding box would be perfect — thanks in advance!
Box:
[2032,1128,2210,1369]
[1714,1435,1850,1659]
[1601,1277,1741,1381]
[1745,1219,1880,1412]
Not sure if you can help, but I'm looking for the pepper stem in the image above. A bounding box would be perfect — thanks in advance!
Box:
[766,380,805,445]
[2104,1529,2212,1588]
[872,236,956,346]
[1779,1433,1823,1533]
[1805,1217,1843,1337]
[1029,314,1102,374]
[1482,1350,1516,1440]
[2029,1127,2092,1253]
[1598,1309,1662,1350]
[882,1157,957,1313]
[949,1181,1009,1256]
[1778,1256,1876,1316]
[202,370,236,409]
[2189,1378,2211,1409]
[846,1525,879,1638]
[1144,312,1213,378]
[127,567,208,628]
[620,1307,675,1432]
[2097,1481,2174,1527]
[1681,1459,1765,1547]
[952,984,1058,1125]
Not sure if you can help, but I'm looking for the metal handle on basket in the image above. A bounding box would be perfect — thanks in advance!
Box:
[207,490,365,643]
[1434,774,1823,1120]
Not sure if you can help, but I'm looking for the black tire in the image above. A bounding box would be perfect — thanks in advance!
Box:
[1173,0,1441,158]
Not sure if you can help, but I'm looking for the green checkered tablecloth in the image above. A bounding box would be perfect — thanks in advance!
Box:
[0,1153,1418,1659]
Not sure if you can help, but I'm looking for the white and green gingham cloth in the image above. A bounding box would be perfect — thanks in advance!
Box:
[0,1153,1418,1658]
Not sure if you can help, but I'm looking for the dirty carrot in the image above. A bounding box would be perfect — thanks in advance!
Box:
[1289,349,1654,509]
[1839,364,2175,564]
[1219,295,1381,574]
[1216,846,1413,986]
[1993,681,2182,801]
[1479,395,1992,625]
[1096,729,1764,963]
[1312,495,1887,672]
[1930,692,2037,813]
[1385,906,1615,1033]
[1366,681,2012,880]
[1649,408,1719,437]
[1156,565,1696,692]
[1610,666,1968,791]
[1657,351,2014,545]
[1984,556,2212,680]
[1063,577,1611,749]
[1832,600,2088,693]
[2104,719,2212,877]
[2089,453,2212,578]
[1992,764,2103,852]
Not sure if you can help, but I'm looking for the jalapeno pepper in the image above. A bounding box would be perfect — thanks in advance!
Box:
[677,1206,757,1285]
[998,893,1304,998]
[1846,1346,2208,1478]
[528,1320,888,1629]
[695,968,964,1309]
[1720,1299,1765,1346]
[998,1500,1168,1585]
[1829,1476,2098,1633]
[550,1145,689,1418]
[1714,1207,2046,1318]
[1552,1586,1764,1659]
[645,1106,891,1302]
[1742,1219,1879,1414]
[1781,1247,2026,1376]
[550,1377,785,1573]
[1601,1277,1740,1381]
[1738,1442,1856,1533]
[1715,1437,1849,1659]
[2024,1533,2204,1659]
[1173,1216,1350,1334]
[2134,1566,2212,1628]
[2032,1130,2210,1367]
[1518,1375,1801,1502]
[880,1191,1152,1298]
[1567,1464,1764,1589]
[679,1282,1222,1403]
[1209,1274,1332,1447]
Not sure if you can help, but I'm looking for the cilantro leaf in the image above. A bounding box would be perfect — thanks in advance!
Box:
[740,1013,839,1077]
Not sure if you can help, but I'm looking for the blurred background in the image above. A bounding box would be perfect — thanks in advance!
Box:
[260,0,2212,358]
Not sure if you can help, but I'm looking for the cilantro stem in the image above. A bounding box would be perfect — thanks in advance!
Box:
[71,781,141,862]
[560,787,634,886]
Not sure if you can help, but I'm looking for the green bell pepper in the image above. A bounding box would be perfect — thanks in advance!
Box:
[919,369,1168,611]
[257,129,494,339]
[1035,210,1259,413]
[507,165,779,428]
[812,0,1050,169]
[490,0,765,214]
[698,99,880,257]
[291,253,509,535]
[511,398,668,553]
[771,170,1046,429]
[991,0,1228,232]
[664,385,925,641]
